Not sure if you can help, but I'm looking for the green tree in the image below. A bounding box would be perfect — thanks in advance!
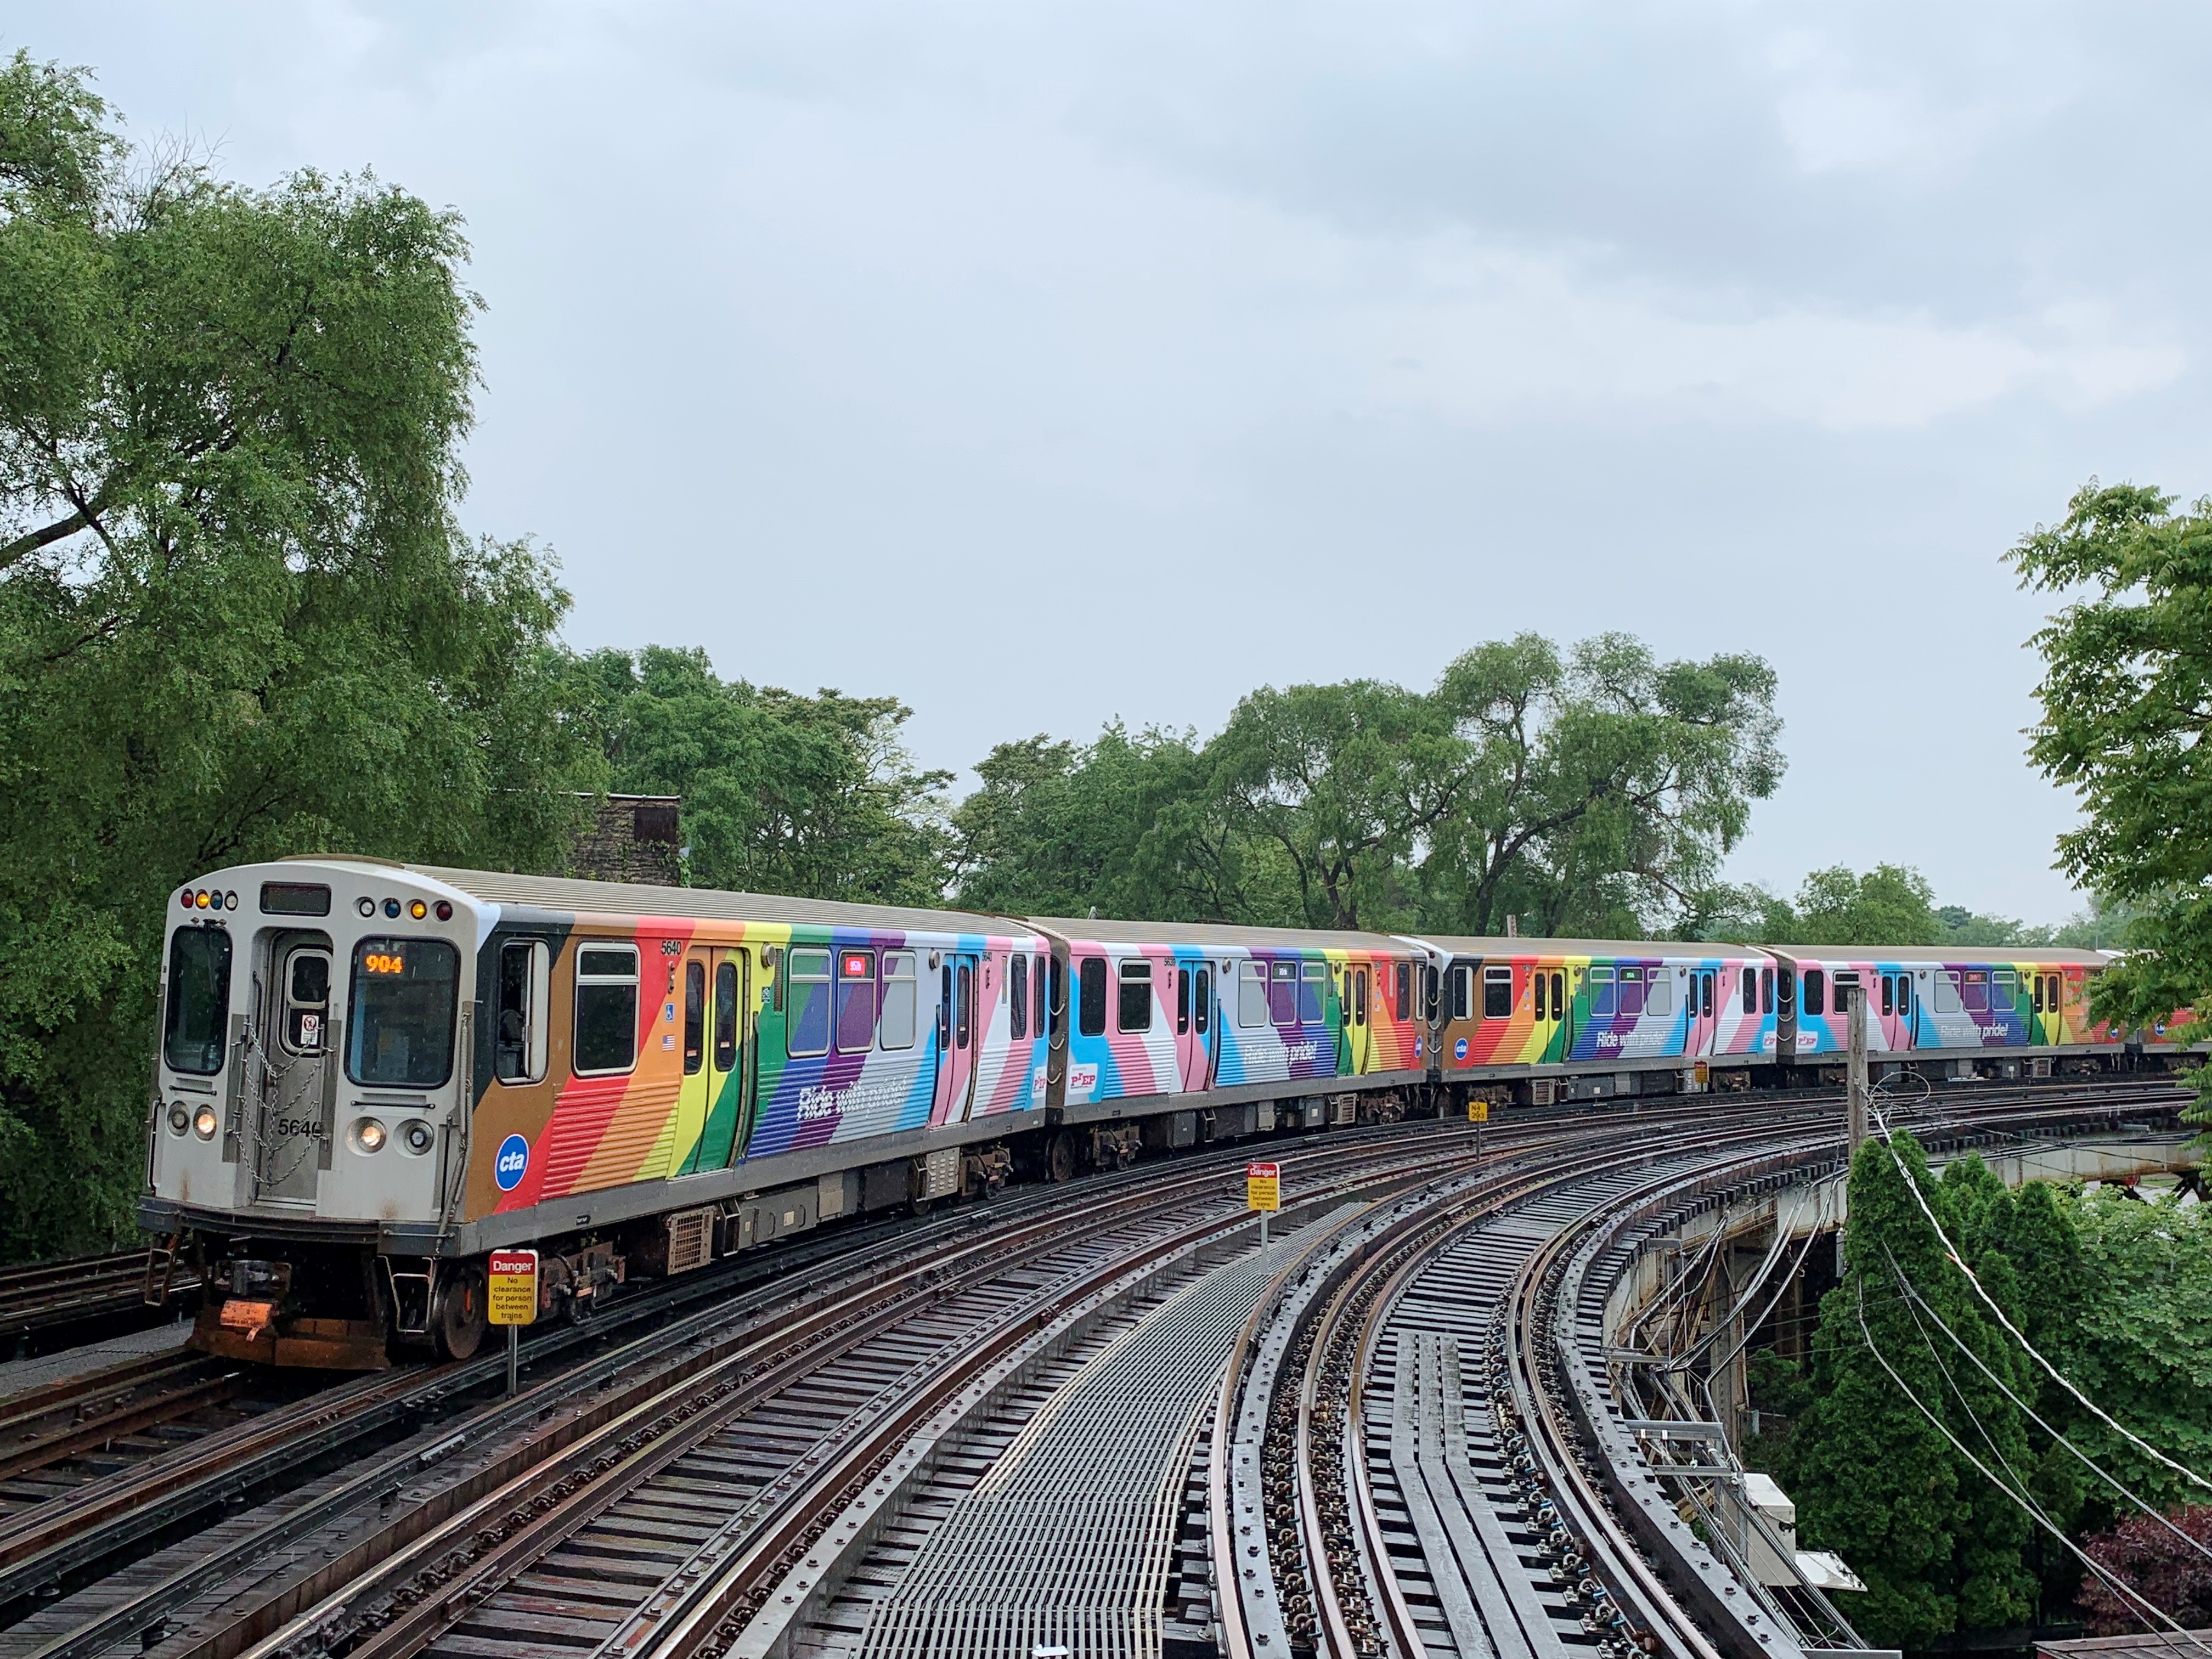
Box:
[579,646,951,907]
[1791,864,1940,946]
[1418,633,1786,936]
[2012,480,2212,1068]
[0,55,594,1257]
[1791,1136,2039,1646]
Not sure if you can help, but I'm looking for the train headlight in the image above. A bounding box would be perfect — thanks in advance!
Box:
[350,1117,387,1154]
[400,1119,435,1155]
[167,1103,190,1135]
[192,1105,219,1139]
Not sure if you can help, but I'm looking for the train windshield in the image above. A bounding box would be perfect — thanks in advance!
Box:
[347,938,461,1087]
[163,926,233,1074]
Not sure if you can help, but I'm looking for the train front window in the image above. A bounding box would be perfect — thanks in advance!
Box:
[347,938,460,1087]
[163,927,233,1075]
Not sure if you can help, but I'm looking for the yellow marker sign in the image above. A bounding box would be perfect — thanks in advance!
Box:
[487,1248,538,1326]
[1246,1161,1280,1212]
[1467,1099,1490,1124]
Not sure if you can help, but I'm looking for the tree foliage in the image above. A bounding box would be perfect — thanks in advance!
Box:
[2013,480,2212,1064]
[577,646,950,907]
[2078,1506,2212,1636]
[953,633,1786,935]
[0,53,595,1255]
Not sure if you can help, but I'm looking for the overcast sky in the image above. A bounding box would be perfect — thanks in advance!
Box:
[15,2,2207,922]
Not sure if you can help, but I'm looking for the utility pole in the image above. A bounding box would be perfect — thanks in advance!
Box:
[1846,984,1869,1154]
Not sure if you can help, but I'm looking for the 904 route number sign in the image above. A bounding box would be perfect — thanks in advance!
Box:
[487,1249,538,1326]
[1246,1161,1280,1212]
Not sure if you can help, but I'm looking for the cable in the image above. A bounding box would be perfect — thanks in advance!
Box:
[1851,1282,2210,1656]
[1877,1241,2212,1569]
[1869,1107,2212,1503]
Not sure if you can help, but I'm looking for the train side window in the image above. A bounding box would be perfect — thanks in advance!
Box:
[1048,955,1064,1037]
[2029,974,2042,1013]
[1881,974,1895,1017]
[1589,967,1616,1018]
[1899,975,1914,1015]
[785,947,832,1057]
[714,959,742,1067]
[1533,972,1547,1021]
[1961,970,1988,1013]
[1934,971,1961,1013]
[1195,966,1212,1034]
[1803,968,1825,1018]
[1299,961,1325,1024]
[836,950,877,1053]
[1482,966,1513,1019]
[682,959,706,1075]
[1079,956,1108,1037]
[1355,968,1368,1027]
[1760,968,1774,1014]
[1395,963,1410,1022]
[1620,967,1646,1018]
[1009,953,1029,1041]
[1644,971,1671,1018]
[495,940,551,1084]
[1740,966,1756,1015]
[956,961,973,1049]
[1551,973,1565,1019]
[1991,969,2017,1011]
[1119,959,1153,1032]
[1701,972,1714,1020]
[1034,955,1048,1039]
[1176,967,1191,1034]
[573,943,641,1076]
[1272,961,1300,1026]
[879,952,916,1050]
[1239,961,1268,1027]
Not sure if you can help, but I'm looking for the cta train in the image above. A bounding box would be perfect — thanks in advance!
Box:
[138,858,2159,1367]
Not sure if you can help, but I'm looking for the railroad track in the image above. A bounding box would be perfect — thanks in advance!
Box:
[0,1074,2185,1659]
[0,1251,201,1358]
[1210,1077,2188,1659]
[0,1108,1589,1659]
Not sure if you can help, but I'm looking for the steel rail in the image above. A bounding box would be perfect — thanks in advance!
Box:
[89,1119,1532,1659]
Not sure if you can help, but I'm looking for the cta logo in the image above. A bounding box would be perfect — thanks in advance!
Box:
[494,1133,530,1192]
[1454,1037,1469,1060]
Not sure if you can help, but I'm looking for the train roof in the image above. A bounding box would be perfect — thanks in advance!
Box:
[1025,916,1414,952]
[1760,943,2110,965]
[1411,934,1767,958]
[390,863,1041,939]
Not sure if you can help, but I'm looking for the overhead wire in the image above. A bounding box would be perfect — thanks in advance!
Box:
[1850,1280,2211,1657]
[1869,1103,2212,1503]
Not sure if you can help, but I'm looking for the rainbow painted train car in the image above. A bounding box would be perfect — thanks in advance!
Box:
[139,859,2175,1366]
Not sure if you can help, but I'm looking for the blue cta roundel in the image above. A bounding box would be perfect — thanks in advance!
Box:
[494,1133,530,1192]
[1454,1037,1469,1060]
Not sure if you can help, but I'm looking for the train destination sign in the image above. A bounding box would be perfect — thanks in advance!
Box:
[1246,1161,1279,1212]
[487,1248,538,1326]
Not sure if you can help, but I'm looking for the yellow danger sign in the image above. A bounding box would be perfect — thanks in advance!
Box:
[1246,1161,1280,1212]
[487,1249,538,1326]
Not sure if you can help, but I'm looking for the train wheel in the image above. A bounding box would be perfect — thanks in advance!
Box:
[1046,1131,1075,1184]
[434,1263,488,1361]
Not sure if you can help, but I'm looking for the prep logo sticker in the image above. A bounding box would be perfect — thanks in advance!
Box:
[494,1133,530,1192]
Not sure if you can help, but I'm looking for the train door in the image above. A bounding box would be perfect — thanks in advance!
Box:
[1173,957,1217,1092]
[1344,962,1370,1074]
[1679,966,1711,1057]
[699,946,752,1167]
[932,951,979,1125]
[669,949,712,1176]
[255,934,335,1206]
